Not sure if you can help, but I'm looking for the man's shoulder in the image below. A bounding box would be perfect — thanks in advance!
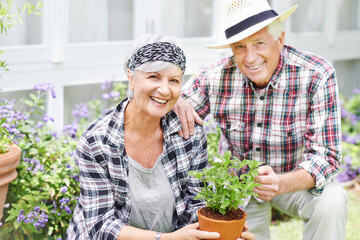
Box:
[284,45,335,77]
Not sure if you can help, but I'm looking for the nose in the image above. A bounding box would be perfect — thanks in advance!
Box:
[244,47,257,63]
[158,79,171,96]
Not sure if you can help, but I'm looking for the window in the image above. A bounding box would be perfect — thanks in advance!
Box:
[338,0,360,30]
[160,0,213,38]
[0,0,43,46]
[69,0,134,43]
[290,0,326,33]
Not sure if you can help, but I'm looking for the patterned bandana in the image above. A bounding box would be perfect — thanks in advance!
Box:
[127,42,186,72]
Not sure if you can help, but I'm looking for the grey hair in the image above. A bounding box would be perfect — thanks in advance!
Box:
[123,34,183,100]
[266,19,283,41]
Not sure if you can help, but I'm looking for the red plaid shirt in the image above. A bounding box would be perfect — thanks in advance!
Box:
[182,45,342,195]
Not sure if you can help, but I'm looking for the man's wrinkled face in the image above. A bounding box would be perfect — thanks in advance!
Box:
[230,27,284,88]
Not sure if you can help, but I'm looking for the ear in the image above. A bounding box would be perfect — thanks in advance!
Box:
[277,30,285,50]
[127,69,135,91]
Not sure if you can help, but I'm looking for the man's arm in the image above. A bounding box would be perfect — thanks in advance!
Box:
[173,97,203,139]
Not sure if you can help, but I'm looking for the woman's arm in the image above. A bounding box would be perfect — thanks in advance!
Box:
[77,136,127,239]
[118,223,220,240]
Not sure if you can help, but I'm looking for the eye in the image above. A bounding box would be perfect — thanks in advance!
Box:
[149,75,159,79]
[170,79,180,84]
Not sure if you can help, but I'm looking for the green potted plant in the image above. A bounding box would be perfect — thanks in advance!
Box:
[0,118,21,220]
[189,151,262,240]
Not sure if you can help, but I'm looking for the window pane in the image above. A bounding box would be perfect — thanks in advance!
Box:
[290,0,325,33]
[64,80,128,125]
[338,0,360,30]
[161,0,213,38]
[0,0,43,46]
[69,0,133,43]
[335,59,360,98]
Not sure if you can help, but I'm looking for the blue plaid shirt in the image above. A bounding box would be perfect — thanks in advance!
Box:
[66,98,207,239]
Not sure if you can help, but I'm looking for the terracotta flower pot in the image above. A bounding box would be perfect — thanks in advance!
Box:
[197,207,247,240]
[0,144,21,220]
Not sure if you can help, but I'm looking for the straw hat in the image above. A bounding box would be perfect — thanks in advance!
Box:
[208,0,297,49]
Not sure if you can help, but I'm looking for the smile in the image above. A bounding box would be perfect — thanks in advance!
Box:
[150,96,168,104]
[248,62,264,70]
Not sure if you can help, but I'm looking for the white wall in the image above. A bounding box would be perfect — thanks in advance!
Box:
[1,0,359,130]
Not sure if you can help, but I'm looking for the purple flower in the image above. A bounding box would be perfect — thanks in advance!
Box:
[101,79,113,90]
[42,114,54,123]
[72,103,89,123]
[342,134,360,144]
[102,93,110,100]
[17,212,25,222]
[60,186,68,193]
[65,205,72,214]
[62,124,78,139]
[59,198,70,205]
[354,88,360,95]
[36,122,44,128]
[34,82,57,98]
[110,91,120,98]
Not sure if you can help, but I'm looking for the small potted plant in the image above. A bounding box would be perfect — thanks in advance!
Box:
[0,118,21,220]
[189,151,262,240]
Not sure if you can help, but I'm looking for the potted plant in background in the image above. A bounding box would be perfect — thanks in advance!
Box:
[0,118,21,220]
[189,151,262,240]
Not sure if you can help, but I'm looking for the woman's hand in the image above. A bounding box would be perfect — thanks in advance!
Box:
[162,222,220,240]
[237,221,256,240]
[163,221,255,240]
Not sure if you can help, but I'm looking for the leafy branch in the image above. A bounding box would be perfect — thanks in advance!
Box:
[189,151,263,215]
[0,0,44,35]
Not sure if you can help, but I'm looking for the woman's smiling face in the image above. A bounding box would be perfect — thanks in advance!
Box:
[128,66,182,119]
[230,27,284,88]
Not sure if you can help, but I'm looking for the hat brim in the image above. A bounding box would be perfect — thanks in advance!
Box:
[207,5,298,49]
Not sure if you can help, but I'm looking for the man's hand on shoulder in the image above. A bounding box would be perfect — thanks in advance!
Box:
[173,97,203,139]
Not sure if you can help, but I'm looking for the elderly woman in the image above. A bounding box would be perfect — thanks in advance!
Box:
[66,34,254,240]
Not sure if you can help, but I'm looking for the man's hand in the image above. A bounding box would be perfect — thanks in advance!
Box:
[254,166,316,201]
[173,97,203,139]
[254,165,280,201]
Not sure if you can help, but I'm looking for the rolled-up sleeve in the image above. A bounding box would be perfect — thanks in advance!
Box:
[77,136,126,239]
[299,72,342,195]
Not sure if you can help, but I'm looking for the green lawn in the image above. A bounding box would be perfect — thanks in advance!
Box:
[270,185,360,240]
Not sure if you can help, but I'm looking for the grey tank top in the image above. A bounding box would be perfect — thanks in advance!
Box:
[128,154,176,233]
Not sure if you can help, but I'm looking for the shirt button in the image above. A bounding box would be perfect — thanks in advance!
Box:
[260,96,265,100]
[256,147,261,152]
[257,123,262,127]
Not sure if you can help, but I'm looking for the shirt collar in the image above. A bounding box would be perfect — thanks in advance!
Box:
[268,47,286,89]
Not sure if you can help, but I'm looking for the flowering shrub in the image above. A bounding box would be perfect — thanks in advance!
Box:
[0,118,12,153]
[0,80,126,239]
[337,89,360,182]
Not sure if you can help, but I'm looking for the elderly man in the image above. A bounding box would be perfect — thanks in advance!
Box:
[174,0,348,239]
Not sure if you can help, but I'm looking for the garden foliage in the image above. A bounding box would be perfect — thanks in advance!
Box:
[337,90,360,182]
[0,80,126,239]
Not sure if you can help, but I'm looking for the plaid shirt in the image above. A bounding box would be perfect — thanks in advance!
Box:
[66,98,207,240]
[182,45,342,195]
